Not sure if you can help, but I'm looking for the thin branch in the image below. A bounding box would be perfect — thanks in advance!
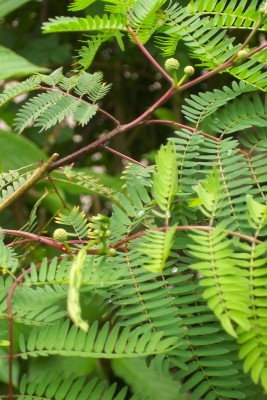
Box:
[240,6,267,50]
[37,85,120,126]
[1,229,69,253]
[113,225,262,249]
[98,107,121,126]
[102,145,147,167]
[144,119,220,142]
[47,43,267,173]
[47,87,176,172]
[0,153,59,213]
[127,24,173,84]
[177,43,267,92]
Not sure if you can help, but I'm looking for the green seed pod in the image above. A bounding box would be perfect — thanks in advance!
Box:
[53,228,68,242]
[165,58,180,72]
[184,66,195,76]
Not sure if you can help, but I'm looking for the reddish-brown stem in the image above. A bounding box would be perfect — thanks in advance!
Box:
[102,145,147,167]
[1,229,69,253]
[127,24,173,84]
[144,119,220,142]
[98,108,121,126]
[44,41,267,174]
[47,87,176,172]
[177,43,267,92]
[113,225,262,249]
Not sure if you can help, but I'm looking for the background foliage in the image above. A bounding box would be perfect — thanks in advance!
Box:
[0,0,267,399]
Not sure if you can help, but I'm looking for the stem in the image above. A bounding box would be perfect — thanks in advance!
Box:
[113,225,262,249]
[98,108,121,126]
[102,146,147,167]
[127,24,173,84]
[1,229,70,252]
[240,6,267,50]
[44,41,267,174]
[144,119,220,142]
[0,153,59,213]
[178,43,267,93]
[47,87,176,172]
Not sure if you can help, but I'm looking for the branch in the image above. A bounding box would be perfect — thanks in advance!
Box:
[177,43,267,92]
[45,42,267,173]
[127,24,173,84]
[1,228,69,252]
[240,5,267,50]
[98,107,121,126]
[47,87,176,172]
[102,145,147,167]
[0,153,59,213]
[113,225,262,249]
[144,119,220,142]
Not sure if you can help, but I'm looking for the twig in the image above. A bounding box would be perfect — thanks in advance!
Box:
[127,24,173,84]
[178,43,267,92]
[144,119,220,142]
[240,5,267,50]
[98,108,121,126]
[113,225,262,249]
[1,229,68,252]
[102,145,147,167]
[0,153,59,213]
[47,87,176,172]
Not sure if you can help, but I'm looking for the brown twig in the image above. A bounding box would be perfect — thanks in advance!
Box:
[98,108,121,126]
[1,229,69,252]
[127,24,173,84]
[102,145,147,167]
[0,154,59,214]
[113,225,262,249]
[144,119,220,142]
[47,87,176,172]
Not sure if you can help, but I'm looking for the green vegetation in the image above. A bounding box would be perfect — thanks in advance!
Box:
[0,0,267,399]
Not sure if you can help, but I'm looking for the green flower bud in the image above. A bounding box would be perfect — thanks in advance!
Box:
[53,228,68,242]
[184,66,195,76]
[165,58,180,72]
[259,6,267,16]
[108,248,117,256]
[236,49,249,62]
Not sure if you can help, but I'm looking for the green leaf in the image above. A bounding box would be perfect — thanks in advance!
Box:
[68,249,89,332]
[0,130,47,171]
[138,225,177,272]
[112,358,184,400]
[0,0,31,17]
[0,45,49,80]
[153,141,177,217]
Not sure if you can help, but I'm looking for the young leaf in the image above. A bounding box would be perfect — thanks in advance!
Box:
[68,249,89,332]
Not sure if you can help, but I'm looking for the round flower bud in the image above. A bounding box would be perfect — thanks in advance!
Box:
[165,58,180,72]
[108,248,117,256]
[259,6,267,16]
[53,228,68,242]
[184,66,195,76]
[237,50,249,61]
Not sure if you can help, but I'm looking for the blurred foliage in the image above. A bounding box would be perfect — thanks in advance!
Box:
[0,1,264,398]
